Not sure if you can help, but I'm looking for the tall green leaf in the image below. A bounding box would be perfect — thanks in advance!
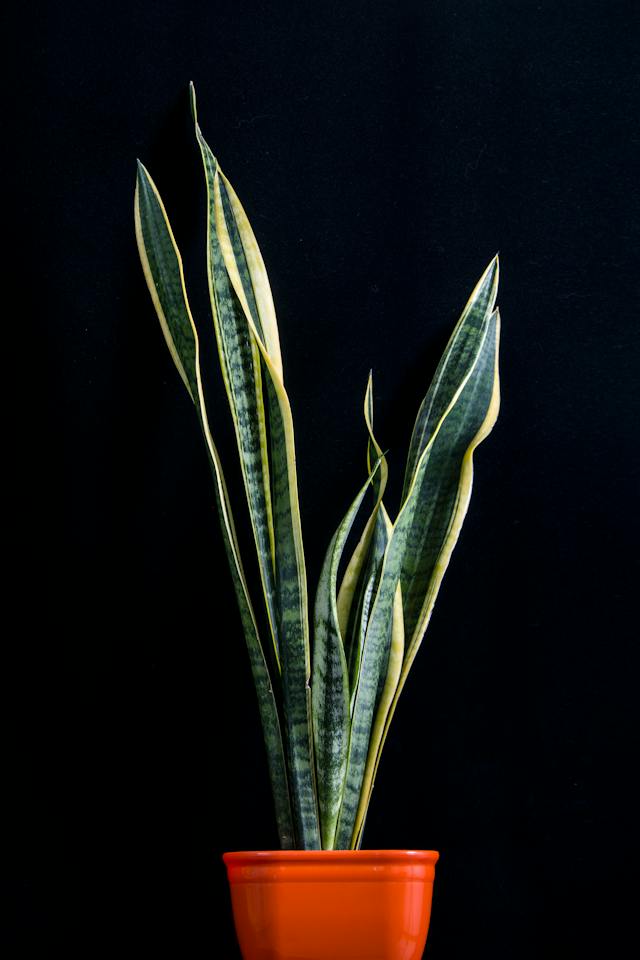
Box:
[312,472,377,849]
[361,309,501,840]
[336,374,389,667]
[134,162,294,847]
[191,86,320,848]
[335,302,500,849]
[402,256,498,503]
[190,97,279,672]
[345,508,389,709]
[401,256,498,643]
[352,572,404,849]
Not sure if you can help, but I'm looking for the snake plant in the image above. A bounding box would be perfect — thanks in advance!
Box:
[135,85,501,850]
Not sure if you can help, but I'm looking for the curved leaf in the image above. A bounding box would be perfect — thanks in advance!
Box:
[335,305,500,849]
[352,574,404,849]
[191,88,320,847]
[346,507,389,710]
[336,374,388,657]
[402,256,499,503]
[134,163,294,847]
[362,310,501,837]
[192,107,279,672]
[312,471,377,849]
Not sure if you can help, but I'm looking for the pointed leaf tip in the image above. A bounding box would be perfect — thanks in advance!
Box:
[189,81,198,123]
[490,252,500,280]
[136,158,151,181]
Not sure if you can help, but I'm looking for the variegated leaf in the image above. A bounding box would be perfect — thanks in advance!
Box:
[191,86,320,848]
[401,256,498,503]
[353,573,404,849]
[345,507,389,709]
[401,257,498,642]
[312,472,377,849]
[191,99,279,672]
[337,374,388,668]
[134,162,294,847]
[335,304,500,849]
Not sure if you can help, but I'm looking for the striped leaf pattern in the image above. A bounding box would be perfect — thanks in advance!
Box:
[336,376,388,671]
[357,309,501,844]
[312,472,377,849]
[134,163,294,847]
[136,86,501,851]
[335,271,500,849]
[192,102,279,669]
[191,87,319,848]
[400,257,499,647]
[402,257,499,504]
[345,508,389,710]
[352,574,404,849]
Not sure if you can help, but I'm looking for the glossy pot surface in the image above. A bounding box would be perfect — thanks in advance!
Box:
[223,849,439,960]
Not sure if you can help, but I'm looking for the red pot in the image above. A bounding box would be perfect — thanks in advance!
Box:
[223,849,439,960]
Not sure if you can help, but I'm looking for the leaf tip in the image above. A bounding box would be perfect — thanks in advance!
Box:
[189,81,198,124]
[484,252,500,303]
[134,161,146,205]
[136,158,150,182]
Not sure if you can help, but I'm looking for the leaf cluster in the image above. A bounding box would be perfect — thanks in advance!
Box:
[135,86,501,849]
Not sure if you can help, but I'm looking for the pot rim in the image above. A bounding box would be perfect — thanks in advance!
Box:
[224,849,439,864]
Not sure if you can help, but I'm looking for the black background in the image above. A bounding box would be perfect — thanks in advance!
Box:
[7,0,639,957]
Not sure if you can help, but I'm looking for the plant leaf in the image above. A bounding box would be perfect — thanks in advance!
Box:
[134,161,294,847]
[359,309,501,840]
[336,373,388,660]
[189,84,283,381]
[401,256,499,504]
[346,507,389,711]
[365,371,388,501]
[312,471,377,849]
[352,573,404,850]
[400,307,501,685]
[191,87,320,848]
[335,304,500,849]
[401,257,498,643]
[192,112,279,672]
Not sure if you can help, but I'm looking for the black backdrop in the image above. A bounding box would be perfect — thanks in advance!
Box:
[7,1,639,957]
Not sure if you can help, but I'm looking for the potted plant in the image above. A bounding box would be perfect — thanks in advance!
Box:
[134,84,500,960]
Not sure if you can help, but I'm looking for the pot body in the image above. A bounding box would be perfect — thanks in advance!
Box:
[223,849,439,960]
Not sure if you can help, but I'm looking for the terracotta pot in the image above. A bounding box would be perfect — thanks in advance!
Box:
[223,849,439,960]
